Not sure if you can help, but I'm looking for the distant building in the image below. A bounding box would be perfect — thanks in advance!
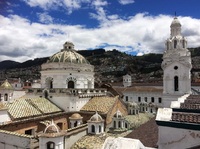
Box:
[123,74,132,87]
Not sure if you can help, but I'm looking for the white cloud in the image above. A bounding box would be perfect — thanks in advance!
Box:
[1,14,200,63]
[37,12,54,24]
[23,0,91,14]
[118,0,134,5]
[23,0,58,10]
[92,0,108,7]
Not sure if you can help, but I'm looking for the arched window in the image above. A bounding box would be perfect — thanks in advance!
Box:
[91,125,95,133]
[113,121,116,128]
[99,125,101,133]
[174,76,179,91]
[174,40,177,49]
[182,40,185,48]
[47,141,55,149]
[118,121,121,128]
[4,94,8,101]
[74,121,77,127]
[68,81,75,88]
[125,123,128,128]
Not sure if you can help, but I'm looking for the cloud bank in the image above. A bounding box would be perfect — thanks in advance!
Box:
[1,8,200,62]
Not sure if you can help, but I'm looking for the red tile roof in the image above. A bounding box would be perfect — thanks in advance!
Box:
[125,117,158,148]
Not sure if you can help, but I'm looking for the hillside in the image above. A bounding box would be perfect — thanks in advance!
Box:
[0,47,199,83]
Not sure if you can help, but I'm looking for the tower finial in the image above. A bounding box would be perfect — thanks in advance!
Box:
[175,11,177,17]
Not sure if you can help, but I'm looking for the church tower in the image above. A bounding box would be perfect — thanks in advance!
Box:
[162,17,192,107]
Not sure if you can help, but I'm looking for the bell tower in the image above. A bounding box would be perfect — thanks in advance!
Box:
[162,17,192,107]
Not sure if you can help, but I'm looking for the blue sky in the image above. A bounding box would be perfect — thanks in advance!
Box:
[1,0,200,62]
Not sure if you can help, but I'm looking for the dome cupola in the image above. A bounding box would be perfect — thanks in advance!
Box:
[47,41,90,64]
[170,17,182,37]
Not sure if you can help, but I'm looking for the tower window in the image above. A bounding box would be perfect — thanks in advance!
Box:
[174,40,177,49]
[174,76,179,91]
[68,81,75,88]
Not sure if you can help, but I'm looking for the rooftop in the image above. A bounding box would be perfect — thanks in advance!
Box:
[126,118,158,148]
[5,97,62,120]
[81,96,119,114]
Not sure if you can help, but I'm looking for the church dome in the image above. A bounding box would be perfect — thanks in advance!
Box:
[44,120,61,134]
[69,113,83,119]
[89,112,104,122]
[48,41,90,64]
[170,17,181,27]
[114,109,123,118]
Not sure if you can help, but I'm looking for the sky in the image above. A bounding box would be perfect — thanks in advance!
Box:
[1,0,200,62]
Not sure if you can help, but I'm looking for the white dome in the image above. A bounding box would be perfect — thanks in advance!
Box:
[89,112,104,122]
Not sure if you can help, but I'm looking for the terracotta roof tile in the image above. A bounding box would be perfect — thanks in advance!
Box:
[80,96,118,114]
[5,97,62,119]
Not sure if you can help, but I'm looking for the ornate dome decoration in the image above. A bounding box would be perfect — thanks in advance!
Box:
[0,79,13,90]
[44,120,61,134]
[89,111,104,122]
[47,41,90,64]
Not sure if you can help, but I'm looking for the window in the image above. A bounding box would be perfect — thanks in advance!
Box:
[91,125,95,133]
[144,97,147,102]
[68,81,75,88]
[158,98,162,103]
[125,96,128,102]
[99,125,101,133]
[25,129,34,135]
[138,97,141,102]
[151,97,154,103]
[47,142,55,149]
[174,76,179,91]
[118,121,121,128]
[174,40,177,49]
[4,94,8,101]
[182,40,185,48]
[174,66,178,70]
[113,121,116,128]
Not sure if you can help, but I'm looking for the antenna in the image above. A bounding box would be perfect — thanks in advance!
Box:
[175,11,177,17]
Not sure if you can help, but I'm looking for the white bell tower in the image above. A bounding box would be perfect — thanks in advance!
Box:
[161,17,192,107]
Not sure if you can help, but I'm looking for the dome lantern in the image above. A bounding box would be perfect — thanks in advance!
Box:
[62,41,75,51]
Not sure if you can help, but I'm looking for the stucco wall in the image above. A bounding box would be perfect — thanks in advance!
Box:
[0,131,31,149]
[65,128,87,149]
[158,126,200,149]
